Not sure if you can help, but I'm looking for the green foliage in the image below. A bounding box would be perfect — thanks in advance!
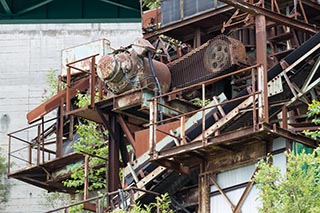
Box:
[63,93,108,193]
[0,149,10,204]
[304,100,320,140]
[114,193,173,213]
[192,98,211,107]
[142,0,160,9]
[42,69,65,101]
[254,99,320,213]
[254,149,320,213]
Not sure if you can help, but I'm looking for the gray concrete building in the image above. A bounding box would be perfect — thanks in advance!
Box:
[0,23,141,212]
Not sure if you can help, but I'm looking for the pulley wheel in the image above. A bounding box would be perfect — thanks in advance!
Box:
[204,39,230,74]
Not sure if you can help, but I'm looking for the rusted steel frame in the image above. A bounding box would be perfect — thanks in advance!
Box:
[262,123,318,148]
[118,115,136,151]
[209,176,236,210]
[152,91,261,126]
[153,64,260,100]
[157,159,190,174]
[28,143,32,164]
[302,56,320,92]
[282,106,288,129]
[66,53,99,66]
[90,56,96,109]
[255,13,269,123]
[301,0,320,12]
[66,66,71,113]
[84,155,89,200]
[157,126,264,160]
[156,101,184,114]
[66,65,89,74]
[42,117,45,164]
[8,117,57,135]
[143,5,234,40]
[10,144,32,154]
[8,135,32,145]
[251,67,257,129]
[180,115,186,145]
[118,127,129,166]
[57,98,64,158]
[37,125,41,165]
[8,136,11,174]
[108,114,120,194]
[149,99,157,156]
[98,79,103,101]
[298,0,308,23]
[219,0,319,34]
[79,150,108,161]
[198,173,209,213]
[46,186,160,212]
[155,127,181,141]
[9,155,32,165]
[10,141,55,156]
[234,169,258,212]
[96,107,116,142]
[27,77,89,124]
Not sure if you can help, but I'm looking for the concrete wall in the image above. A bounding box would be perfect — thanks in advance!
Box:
[0,23,141,212]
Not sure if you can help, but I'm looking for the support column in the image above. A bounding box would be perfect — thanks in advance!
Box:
[255,15,269,123]
[108,114,120,193]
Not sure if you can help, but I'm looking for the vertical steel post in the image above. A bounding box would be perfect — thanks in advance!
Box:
[149,99,157,157]
[90,56,96,109]
[251,67,257,130]
[255,15,269,123]
[180,115,185,145]
[57,98,64,158]
[282,105,288,129]
[202,84,206,144]
[84,155,89,200]
[28,144,32,165]
[198,174,209,213]
[66,66,71,113]
[108,114,120,196]
[37,125,41,165]
[42,117,45,163]
[8,136,11,174]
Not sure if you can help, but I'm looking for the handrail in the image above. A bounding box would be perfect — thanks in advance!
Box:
[149,64,263,156]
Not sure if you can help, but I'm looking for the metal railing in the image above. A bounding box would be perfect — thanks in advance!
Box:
[148,64,267,157]
[7,116,57,174]
[45,187,160,213]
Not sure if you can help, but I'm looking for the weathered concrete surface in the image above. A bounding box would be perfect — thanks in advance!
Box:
[0,23,141,213]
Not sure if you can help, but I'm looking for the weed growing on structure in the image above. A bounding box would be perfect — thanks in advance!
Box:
[254,100,320,213]
[0,148,10,204]
[61,92,108,212]
[114,193,174,213]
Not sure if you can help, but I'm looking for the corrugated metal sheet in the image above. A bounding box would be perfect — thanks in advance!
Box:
[161,0,226,26]
[161,0,181,26]
[272,137,286,151]
[273,152,287,174]
[210,186,259,213]
[210,164,256,192]
[183,0,214,17]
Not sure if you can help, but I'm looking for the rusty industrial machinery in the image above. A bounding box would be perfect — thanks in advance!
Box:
[97,38,171,95]
[169,35,246,90]
[6,0,320,212]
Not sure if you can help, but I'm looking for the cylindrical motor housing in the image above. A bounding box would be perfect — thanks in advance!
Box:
[97,48,171,94]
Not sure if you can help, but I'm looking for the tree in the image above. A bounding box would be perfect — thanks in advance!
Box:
[0,149,10,204]
[254,100,320,213]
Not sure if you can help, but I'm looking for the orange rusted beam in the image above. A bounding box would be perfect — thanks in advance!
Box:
[27,77,90,124]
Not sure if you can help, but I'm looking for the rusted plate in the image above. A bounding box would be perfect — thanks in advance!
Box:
[135,120,180,158]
